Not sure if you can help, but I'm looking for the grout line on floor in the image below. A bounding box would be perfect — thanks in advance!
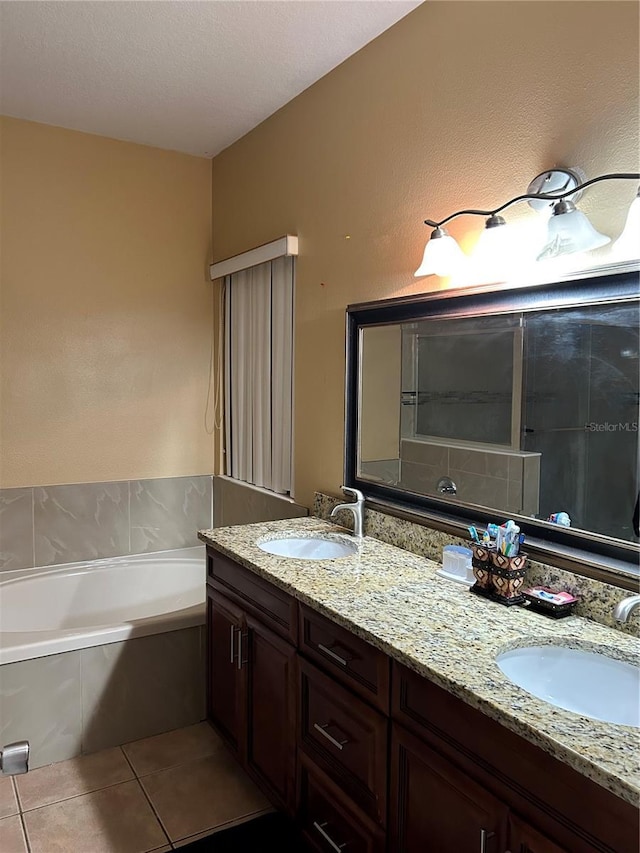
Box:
[12,775,25,814]
[19,810,32,853]
[119,745,137,779]
[112,748,172,851]
[18,774,141,814]
[121,723,222,780]
[122,752,172,849]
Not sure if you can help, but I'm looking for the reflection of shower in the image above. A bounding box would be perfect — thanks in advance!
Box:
[0,740,29,775]
[523,302,639,541]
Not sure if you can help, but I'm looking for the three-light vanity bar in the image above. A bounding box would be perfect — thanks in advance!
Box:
[415,169,640,277]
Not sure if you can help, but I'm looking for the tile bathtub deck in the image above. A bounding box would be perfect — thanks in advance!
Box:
[2,723,271,853]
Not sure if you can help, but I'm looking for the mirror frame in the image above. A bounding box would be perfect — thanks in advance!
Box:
[345,263,640,588]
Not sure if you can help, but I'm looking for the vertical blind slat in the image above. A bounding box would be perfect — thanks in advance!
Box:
[224,258,293,494]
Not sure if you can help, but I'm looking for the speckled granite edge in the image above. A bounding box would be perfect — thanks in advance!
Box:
[199,516,640,807]
[314,492,640,636]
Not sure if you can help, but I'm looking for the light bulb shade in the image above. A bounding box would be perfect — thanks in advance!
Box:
[612,194,640,260]
[414,228,466,277]
[472,216,508,257]
[537,202,610,260]
[470,219,516,283]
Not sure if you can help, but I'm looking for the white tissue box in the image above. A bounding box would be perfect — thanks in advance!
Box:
[437,545,474,585]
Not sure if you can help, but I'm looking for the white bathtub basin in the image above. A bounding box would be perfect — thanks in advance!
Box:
[258,535,358,560]
[0,546,206,664]
[496,645,640,727]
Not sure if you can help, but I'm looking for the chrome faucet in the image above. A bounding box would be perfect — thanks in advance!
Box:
[613,595,640,622]
[330,486,365,538]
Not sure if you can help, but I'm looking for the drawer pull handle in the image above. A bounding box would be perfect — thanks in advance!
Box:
[313,722,349,751]
[229,625,235,664]
[317,643,351,667]
[312,821,346,852]
[237,631,248,670]
[480,829,495,853]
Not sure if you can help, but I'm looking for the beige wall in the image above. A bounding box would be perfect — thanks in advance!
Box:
[360,325,401,462]
[0,118,213,488]
[211,1,639,509]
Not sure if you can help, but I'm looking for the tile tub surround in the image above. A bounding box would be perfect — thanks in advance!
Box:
[4,723,269,853]
[0,626,206,768]
[198,516,640,806]
[213,475,308,528]
[313,491,640,636]
[0,475,213,571]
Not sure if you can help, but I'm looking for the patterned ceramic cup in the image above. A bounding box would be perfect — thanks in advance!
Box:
[470,543,494,594]
[489,552,528,605]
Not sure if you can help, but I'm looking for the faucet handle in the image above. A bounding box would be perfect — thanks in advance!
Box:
[340,486,364,503]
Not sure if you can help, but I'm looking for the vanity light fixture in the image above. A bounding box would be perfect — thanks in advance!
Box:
[414,225,466,277]
[414,169,640,278]
[612,186,640,260]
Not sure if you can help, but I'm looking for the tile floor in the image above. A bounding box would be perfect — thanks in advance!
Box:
[0,722,272,852]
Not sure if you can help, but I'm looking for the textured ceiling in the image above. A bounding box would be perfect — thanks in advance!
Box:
[0,0,421,157]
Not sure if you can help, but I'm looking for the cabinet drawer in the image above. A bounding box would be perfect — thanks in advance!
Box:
[207,547,297,643]
[299,658,387,825]
[299,604,390,713]
[299,756,385,853]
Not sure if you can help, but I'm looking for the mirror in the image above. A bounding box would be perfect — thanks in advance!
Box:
[347,266,640,576]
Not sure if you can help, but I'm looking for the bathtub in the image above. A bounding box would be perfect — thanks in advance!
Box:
[0,546,206,665]
[0,547,207,766]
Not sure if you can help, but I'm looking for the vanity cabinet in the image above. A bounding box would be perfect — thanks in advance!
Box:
[205,586,244,753]
[507,815,568,853]
[206,550,297,812]
[298,657,388,825]
[299,604,390,713]
[389,723,508,852]
[390,722,571,853]
[391,662,637,853]
[205,545,638,853]
[298,753,386,853]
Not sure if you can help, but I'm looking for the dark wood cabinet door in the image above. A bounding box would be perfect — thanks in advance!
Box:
[245,613,297,812]
[206,587,245,755]
[389,723,508,853]
[508,814,568,853]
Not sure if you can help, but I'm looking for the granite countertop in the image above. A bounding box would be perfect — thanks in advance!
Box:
[198,516,640,806]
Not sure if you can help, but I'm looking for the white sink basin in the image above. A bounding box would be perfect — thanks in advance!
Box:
[257,535,358,560]
[496,645,640,728]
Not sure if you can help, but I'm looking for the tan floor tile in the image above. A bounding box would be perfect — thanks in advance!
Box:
[141,753,270,842]
[23,779,168,853]
[123,722,223,777]
[0,815,28,853]
[0,775,18,818]
[16,746,134,811]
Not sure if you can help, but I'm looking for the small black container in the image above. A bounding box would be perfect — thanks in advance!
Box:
[521,587,579,619]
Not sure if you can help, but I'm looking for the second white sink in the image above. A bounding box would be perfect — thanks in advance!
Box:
[257,535,358,560]
[496,645,640,728]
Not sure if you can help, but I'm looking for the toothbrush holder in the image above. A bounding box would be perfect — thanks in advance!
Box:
[489,551,528,606]
[469,543,495,598]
